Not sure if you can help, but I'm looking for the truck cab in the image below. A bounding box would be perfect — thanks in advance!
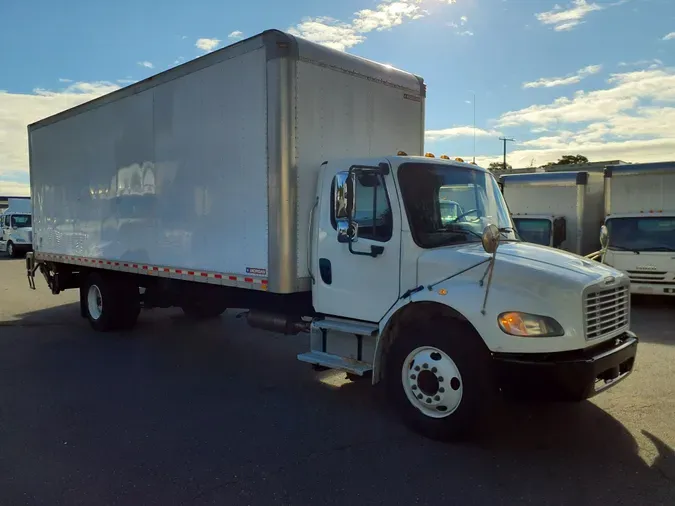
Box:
[601,162,675,296]
[510,214,566,249]
[303,154,637,438]
[0,211,33,258]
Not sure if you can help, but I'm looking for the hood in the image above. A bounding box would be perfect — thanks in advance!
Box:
[417,241,622,290]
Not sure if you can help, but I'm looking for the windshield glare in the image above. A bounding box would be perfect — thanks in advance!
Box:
[606,216,675,252]
[397,162,516,248]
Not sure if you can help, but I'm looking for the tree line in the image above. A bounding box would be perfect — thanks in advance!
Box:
[488,154,589,172]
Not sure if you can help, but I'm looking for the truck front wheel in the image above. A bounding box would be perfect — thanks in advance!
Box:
[384,318,495,441]
[83,272,140,332]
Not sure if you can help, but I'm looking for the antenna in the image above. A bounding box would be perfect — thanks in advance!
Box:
[472,92,476,164]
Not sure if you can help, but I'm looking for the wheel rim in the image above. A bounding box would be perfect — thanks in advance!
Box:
[87,285,103,320]
[401,346,463,419]
[7,243,13,256]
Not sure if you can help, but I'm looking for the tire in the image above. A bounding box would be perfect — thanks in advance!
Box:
[7,242,16,258]
[384,317,495,441]
[83,272,140,332]
[181,299,227,319]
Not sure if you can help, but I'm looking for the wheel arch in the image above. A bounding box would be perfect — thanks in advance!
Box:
[373,301,484,385]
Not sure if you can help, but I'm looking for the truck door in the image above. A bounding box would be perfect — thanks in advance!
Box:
[313,161,402,323]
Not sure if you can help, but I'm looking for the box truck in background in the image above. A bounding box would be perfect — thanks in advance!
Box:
[0,197,33,257]
[602,161,675,296]
[26,29,638,441]
[498,171,604,256]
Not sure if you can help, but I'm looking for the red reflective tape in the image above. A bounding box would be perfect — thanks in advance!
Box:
[98,260,103,264]
[142,266,148,270]
[114,262,120,266]
[244,277,253,283]
[133,264,138,268]
[107,261,111,265]
[124,263,129,267]
[229,276,237,281]
[262,280,268,285]
[188,271,195,275]
[175,269,183,274]
[200,272,208,277]
[152,266,159,271]
[214,274,222,279]
[163,268,170,272]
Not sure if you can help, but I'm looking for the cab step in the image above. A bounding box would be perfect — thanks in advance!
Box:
[297,351,373,376]
[313,318,379,336]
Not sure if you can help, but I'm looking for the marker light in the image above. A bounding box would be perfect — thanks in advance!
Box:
[424,152,435,158]
[397,150,408,156]
[440,154,450,160]
[498,312,564,337]
[454,157,465,163]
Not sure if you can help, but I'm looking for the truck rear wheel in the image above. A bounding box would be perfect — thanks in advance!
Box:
[384,318,495,441]
[7,242,16,258]
[83,272,140,332]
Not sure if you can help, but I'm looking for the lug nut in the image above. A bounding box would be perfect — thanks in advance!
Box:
[410,374,416,380]
[426,398,432,403]
[438,377,444,382]
[412,385,418,390]
[431,367,437,373]
[423,363,429,369]
[434,395,440,401]
[414,366,420,371]
[439,387,445,393]
[417,393,423,399]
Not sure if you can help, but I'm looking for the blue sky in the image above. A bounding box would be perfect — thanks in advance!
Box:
[1,0,674,194]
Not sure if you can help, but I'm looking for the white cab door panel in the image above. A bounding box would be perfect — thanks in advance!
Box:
[313,160,402,322]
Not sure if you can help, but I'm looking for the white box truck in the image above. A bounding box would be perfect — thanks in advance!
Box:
[498,171,604,256]
[0,197,33,257]
[25,29,638,440]
[602,161,675,296]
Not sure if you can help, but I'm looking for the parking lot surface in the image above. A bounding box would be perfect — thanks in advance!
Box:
[1,257,674,505]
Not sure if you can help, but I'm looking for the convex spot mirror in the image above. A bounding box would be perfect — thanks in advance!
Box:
[482,224,500,254]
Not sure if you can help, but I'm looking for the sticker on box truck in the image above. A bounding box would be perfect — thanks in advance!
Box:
[404,93,421,102]
[246,267,267,276]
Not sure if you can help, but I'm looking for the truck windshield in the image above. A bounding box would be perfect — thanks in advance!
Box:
[513,218,551,246]
[397,162,516,248]
[606,216,675,252]
[11,214,32,228]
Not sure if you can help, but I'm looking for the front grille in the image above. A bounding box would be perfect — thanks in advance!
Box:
[627,270,667,284]
[585,284,629,340]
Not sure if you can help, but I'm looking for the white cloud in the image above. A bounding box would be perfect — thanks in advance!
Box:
[0,81,120,182]
[472,67,675,168]
[117,78,136,84]
[58,78,73,83]
[663,32,675,41]
[460,15,468,24]
[536,0,603,31]
[0,180,30,196]
[195,38,221,52]
[426,126,499,142]
[523,64,602,89]
[289,0,440,51]
[137,61,154,69]
[228,31,244,41]
[458,30,474,36]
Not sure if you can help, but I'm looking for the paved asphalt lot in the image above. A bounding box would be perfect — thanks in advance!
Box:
[0,257,673,506]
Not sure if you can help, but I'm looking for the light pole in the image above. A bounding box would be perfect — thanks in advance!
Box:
[499,136,514,170]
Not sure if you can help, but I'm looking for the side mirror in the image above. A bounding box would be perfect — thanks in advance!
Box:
[482,224,500,254]
[337,219,358,243]
[599,225,609,249]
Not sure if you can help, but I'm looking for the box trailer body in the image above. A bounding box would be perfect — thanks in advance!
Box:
[499,171,604,256]
[602,161,675,296]
[26,30,638,442]
[29,30,425,295]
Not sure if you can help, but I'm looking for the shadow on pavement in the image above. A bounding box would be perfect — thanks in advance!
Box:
[0,303,673,505]
[630,295,675,346]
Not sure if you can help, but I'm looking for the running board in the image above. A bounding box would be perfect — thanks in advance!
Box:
[297,351,373,376]
[313,318,379,336]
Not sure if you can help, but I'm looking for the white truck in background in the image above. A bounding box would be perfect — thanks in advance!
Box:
[0,197,33,257]
[602,161,675,296]
[25,29,638,441]
[498,171,604,256]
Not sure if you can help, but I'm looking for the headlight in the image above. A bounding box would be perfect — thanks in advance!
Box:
[498,311,564,337]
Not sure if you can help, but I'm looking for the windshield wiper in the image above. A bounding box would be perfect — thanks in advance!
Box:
[608,245,640,254]
[639,246,675,252]
[439,226,483,241]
